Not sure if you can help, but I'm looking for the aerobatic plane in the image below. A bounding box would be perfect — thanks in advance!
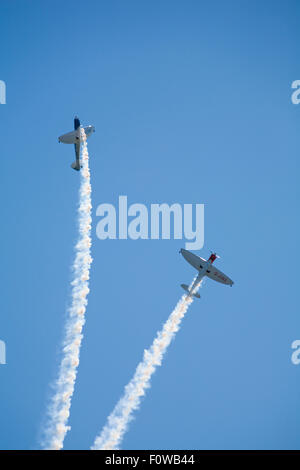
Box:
[58,116,95,171]
[180,248,234,298]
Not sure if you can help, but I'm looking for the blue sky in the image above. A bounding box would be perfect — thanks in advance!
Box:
[0,0,300,450]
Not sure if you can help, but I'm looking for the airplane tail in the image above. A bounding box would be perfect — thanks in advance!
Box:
[181,284,200,299]
[71,162,80,171]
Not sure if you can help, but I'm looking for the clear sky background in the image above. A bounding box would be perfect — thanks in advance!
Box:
[0,0,300,450]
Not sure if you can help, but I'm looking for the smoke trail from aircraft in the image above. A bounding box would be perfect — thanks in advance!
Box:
[42,129,92,450]
[91,278,202,450]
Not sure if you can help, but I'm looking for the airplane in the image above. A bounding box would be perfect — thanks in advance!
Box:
[180,248,234,299]
[58,116,95,171]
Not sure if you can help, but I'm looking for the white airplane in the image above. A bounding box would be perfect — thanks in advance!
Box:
[180,248,234,298]
[58,117,95,170]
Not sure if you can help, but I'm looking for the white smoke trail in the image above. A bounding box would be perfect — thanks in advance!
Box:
[91,277,202,450]
[42,129,92,450]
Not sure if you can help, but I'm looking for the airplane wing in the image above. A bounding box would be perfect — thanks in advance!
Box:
[83,125,95,137]
[205,265,234,286]
[180,249,207,271]
[180,249,234,286]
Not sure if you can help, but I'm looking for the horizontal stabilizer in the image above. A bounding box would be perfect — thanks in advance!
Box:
[181,284,200,299]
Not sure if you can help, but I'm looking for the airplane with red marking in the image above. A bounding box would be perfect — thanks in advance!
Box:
[180,248,234,299]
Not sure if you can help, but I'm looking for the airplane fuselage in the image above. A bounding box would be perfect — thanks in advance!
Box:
[186,262,208,297]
